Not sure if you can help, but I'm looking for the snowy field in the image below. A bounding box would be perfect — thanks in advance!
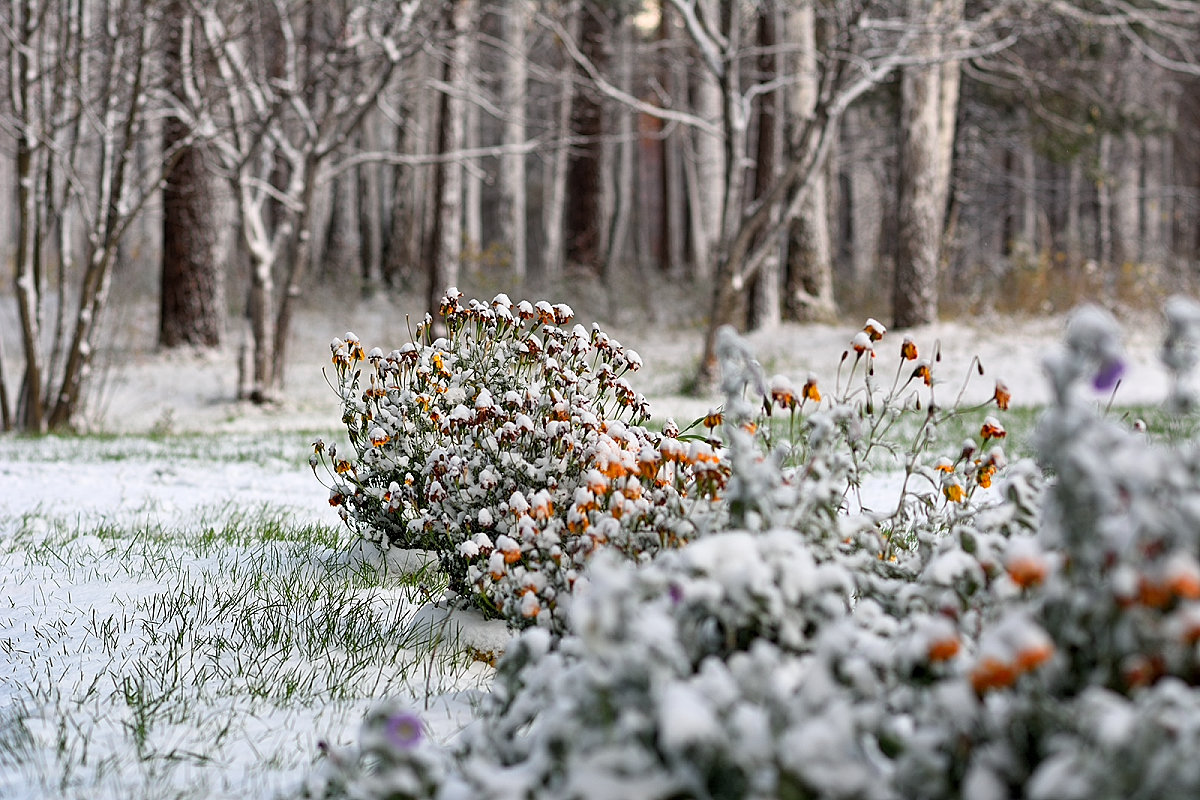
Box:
[0,295,1179,799]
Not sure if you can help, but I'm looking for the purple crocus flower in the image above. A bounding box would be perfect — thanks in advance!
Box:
[384,711,424,750]
[1092,357,1126,392]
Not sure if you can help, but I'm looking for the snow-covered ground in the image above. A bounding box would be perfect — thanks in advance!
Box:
[85,292,1172,436]
[0,289,1182,799]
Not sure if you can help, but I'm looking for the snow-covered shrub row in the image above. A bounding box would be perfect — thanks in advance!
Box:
[312,288,726,629]
[307,299,1200,800]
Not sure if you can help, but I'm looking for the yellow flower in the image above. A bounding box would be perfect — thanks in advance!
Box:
[900,336,918,361]
[802,377,821,403]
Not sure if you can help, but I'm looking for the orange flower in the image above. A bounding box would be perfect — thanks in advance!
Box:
[912,361,932,387]
[934,457,955,473]
[1166,556,1200,600]
[703,410,724,429]
[802,377,821,403]
[863,318,887,342]
[980,417,1007,441]
[1013,641,1054,673]
[927,636,961,662]
[900,337,918,361]
[943,480,965,503]
[369,428,390,447]
[741,421,758,435]
[1138,576,1174,609]
[585,469,608,495]
[970,656,1017,694]
[993,380,1012,411]
[851,331,875,357]
[1006,554,1046,588]
[977,463,997,489]
[335,459,354,475]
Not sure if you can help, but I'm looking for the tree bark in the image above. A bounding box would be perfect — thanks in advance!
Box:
[784,0,836,323]
[499,0,530,278]
[893,0,949,328]
[426,0,470,317]
[542,8,580,280]
[565,3,607,272]
[159,1,223,349]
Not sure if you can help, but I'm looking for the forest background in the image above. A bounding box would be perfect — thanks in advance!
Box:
[1,0,1198,432]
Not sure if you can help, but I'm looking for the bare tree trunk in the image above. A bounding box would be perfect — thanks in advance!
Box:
[784,0,836,323]
[1114,131,1142,267]
[426,0,470,316]
[499,0,530,278]
[359,120,384,292]
[160,0,223,349]
[660,5,687,277]
[12,0,46,432]
[542,8,580,280]
[690,1,724,282]
[1065,159,1084,264]
[893,0,948,328]
[463,26,483,265]
[604,14,634,281]
[748,1,782,330]
[565,2,606,272]
[324,150,363,281]
[1097,132,1114,272]
[383,102,418,289]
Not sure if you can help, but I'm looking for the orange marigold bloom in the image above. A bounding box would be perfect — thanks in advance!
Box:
[1138,576,1174,609]
[900,337,918,361]
[703,410,724,429]
[993,380,1012,411]
[977,463,997,489]
[1013,641,1054,673]
[851,331,875,357]
[771,387,797,411]
[802,377,821,403]
[1006,555,1047,589]
[504,549,522,564]
[943,481,966,503]
[1166,556,1200,600]
[934,457,955,473]
[927,636,961,663]
[863,318,887,342]
[335,459,353,475]
[970,656,1017,694]
[741,421,758,435]
[912,361,932,387]
[980,417,1007,441]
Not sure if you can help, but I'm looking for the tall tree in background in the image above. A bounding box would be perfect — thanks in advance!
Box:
[894,0,962,328]
[426,0,472,319]
[160,1,224,349]
[499,0,531,278]
[784,0,836,323]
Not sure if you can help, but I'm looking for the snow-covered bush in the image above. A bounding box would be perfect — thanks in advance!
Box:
[309,298,1200,800]
[313,289,725,628]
